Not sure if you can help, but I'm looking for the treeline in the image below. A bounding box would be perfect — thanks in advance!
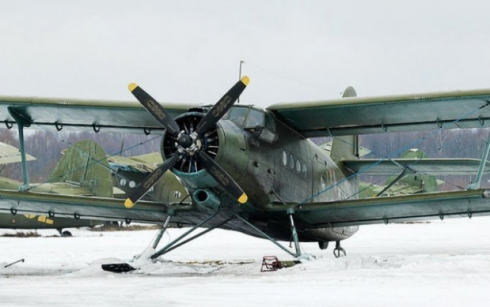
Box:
[1,127,489,190]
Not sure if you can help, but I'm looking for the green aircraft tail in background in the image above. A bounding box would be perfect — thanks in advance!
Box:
[0,140,113,233]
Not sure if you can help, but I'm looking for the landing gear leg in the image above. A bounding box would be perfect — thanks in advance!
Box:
[288,209,301,257]
[132,213,174,264]
[231,209,315,262]
[333,240,346,258]
[287,209,315,261]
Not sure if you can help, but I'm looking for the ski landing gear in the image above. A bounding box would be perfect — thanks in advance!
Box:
[102,211,235,273]
[102,212,176,273]
[102,208,316,273]
[333,240,347,258]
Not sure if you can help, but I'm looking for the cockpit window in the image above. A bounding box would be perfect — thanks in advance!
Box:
[223,106,265,128]
[225,107,248,127]
[244,109,264,128]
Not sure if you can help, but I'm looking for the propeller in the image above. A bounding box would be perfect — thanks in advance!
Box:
[125,76,250,208]
[128,83,180,135]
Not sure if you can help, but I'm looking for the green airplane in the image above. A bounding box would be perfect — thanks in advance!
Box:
[357,149,444,198]
[108,152,188,205]
[1,77,490,271]
[0,140,111,235]
[0,140,189,235]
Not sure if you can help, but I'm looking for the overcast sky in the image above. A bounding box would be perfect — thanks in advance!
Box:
[2,0,490,108]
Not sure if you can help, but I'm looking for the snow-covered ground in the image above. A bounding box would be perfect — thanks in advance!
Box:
[2,217,490,307]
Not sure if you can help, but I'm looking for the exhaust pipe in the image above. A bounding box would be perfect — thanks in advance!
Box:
[193,189,221,209]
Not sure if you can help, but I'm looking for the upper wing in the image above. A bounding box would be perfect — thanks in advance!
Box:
[267,88,490,137]
[0,189,194,225]
[0,96,197,134]
[265,189,490,227]
[343,158,490,175]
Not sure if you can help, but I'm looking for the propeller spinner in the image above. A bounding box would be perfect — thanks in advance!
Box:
[125,77,250,208]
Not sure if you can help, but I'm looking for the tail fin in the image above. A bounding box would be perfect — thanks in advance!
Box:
[47,140,113,197]
[331,86,359,162]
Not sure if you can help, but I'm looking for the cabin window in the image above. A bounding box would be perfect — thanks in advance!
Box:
[296,159,301,173]
[289,154,295,170]
[320,175,326,190]
[282,151,288,166]
[302,163,307,177]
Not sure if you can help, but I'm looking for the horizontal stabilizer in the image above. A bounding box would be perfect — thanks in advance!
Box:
[108,153,163,174]
[0,142,35,165]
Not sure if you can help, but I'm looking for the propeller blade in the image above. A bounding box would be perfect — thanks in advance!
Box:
[128,83,180,135]
[124,154,180,208]
[196,151,248,204]
[195,76,250,134]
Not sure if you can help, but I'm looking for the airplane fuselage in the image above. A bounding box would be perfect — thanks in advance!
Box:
[167,106,359,245]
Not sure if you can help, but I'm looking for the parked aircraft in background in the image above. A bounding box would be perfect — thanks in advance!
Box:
[358,149,443,198]
[108,152,188,205]
[0,140,109,235]
[0,140,189,235]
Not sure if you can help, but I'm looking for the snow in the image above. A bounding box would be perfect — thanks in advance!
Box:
[2,218,490,306]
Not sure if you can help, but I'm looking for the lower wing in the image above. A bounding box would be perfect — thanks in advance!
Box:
[265,189,490,227]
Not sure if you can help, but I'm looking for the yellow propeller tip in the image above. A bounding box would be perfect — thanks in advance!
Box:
[128,83,138,92]
[240,76,250,86]
[238,193,248,204]
[124,198,134,208]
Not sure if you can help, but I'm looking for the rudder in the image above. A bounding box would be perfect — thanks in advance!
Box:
[47,140,113,197]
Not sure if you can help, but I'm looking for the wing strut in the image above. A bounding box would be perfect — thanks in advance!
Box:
[469,132,490,190]
[375,167,413,197]
[7,107,33,191]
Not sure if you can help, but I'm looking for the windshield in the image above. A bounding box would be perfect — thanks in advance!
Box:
[223,106,265,128]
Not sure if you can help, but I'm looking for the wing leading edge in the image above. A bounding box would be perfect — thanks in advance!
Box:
[267,88,490,137]
[0,96,196,134]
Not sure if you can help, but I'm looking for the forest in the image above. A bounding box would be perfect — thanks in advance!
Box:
[0,127,489,192]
